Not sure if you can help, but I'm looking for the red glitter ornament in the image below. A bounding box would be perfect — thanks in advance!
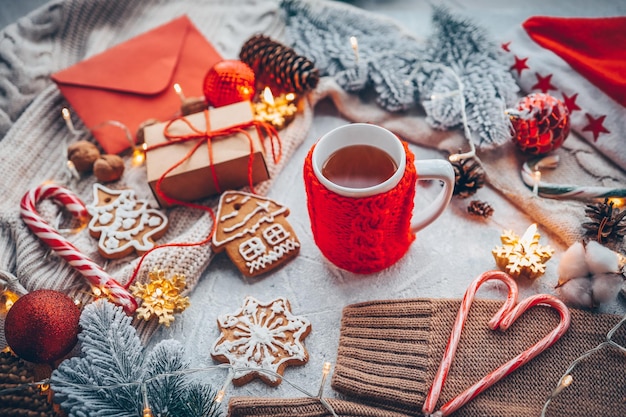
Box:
[203,60,255,108]
[4,289,81,364]
[507,93,570,155]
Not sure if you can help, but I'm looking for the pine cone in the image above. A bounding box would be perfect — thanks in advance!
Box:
[467,200,494,218]
[452,156,485,198]
[582,198,626,244]
[0,351,63,417]
[240,34,319,94]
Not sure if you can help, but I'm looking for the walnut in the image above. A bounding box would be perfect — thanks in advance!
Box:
[93,154,125,183]
[67,140,101,173]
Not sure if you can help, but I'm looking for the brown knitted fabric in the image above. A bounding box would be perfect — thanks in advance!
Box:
[333,298,626,417]
[228,397,412,417]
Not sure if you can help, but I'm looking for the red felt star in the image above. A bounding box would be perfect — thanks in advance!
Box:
[582,113,610,142]
[501,41,511,52]
[510,55,529,76]
[531,73,557,93]
[561,93,581,113]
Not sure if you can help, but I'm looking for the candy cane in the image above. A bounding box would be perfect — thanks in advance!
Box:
[20,183,138,313]
[422,271,518,414]
[423,271,571,416]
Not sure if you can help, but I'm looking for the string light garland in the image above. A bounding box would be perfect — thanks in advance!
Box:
[540,313,626,417]
[0,362,339,417]
[521,155,626,201]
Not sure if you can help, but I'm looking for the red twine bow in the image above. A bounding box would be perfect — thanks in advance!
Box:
[126,110,282,289]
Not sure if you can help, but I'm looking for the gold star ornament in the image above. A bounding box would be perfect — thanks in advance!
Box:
[130,270,190,326]
[492,223,554,280]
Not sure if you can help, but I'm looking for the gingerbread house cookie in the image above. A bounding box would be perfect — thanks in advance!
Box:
[210,296,312,386]
[86,184,168,259]
[212,191,300,277]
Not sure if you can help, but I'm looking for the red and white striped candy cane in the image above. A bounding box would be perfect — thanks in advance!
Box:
[20,183,138,314]
[436,294,570,416]
[422,271,570,416]
[423,270,518,415]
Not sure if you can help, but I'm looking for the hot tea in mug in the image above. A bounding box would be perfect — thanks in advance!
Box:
[321,144,398,189]
[304,123,454,274]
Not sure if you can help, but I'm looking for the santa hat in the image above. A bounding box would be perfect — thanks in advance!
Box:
[502,16,626,170]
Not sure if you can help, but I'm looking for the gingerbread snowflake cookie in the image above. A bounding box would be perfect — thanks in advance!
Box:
[212,191,300,277]
[86,184,168,259]
[210,296,312,386]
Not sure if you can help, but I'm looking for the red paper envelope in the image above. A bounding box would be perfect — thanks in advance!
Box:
[52,15,222,154]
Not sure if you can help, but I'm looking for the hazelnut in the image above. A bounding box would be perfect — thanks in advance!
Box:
[67,140,101,173]
[93,154,125,183]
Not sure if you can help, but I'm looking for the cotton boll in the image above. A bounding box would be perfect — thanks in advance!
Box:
[591,273,624,305]
[557,277,594,309]
[557,242,589,285]
[585,241,619,275]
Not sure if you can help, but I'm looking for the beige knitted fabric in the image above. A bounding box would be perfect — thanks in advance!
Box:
[332,298,626,417]
[0,0,311,344]
[229,398,412,417]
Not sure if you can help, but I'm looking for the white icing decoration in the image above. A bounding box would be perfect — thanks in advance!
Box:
[224,201,271,233]
[85,184,168,256]
[105,236,120,249]
[99,212,113,225]
[122,217,136,229]
[246,238,300,273]
[211,297,311,384]
[225,195,238,203]
[220,210,239,222]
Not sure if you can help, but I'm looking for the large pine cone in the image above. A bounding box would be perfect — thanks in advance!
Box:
[240,34,319,94]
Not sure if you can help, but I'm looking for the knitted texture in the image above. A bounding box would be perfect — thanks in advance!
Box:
[303,142,417,274]
[229,398,412,417]
[0,0,312,345]
[332,298,626,417]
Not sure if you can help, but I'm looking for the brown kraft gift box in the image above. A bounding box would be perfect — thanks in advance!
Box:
[144,101,269,207]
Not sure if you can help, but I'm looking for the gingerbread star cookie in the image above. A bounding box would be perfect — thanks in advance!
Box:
[86,184,168,259]
[210,296,312,386]
[212,191,300,277]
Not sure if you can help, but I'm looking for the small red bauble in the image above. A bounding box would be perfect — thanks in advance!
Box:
[4,289,81,363]
[203,60,255,108]
[508,93,570,155]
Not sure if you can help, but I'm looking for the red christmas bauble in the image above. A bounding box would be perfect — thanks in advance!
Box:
[4,289,81,363]
[203,60,255,108]
[508,93,570,155]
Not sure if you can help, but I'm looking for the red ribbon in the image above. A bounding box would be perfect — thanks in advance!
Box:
[125,110,282,289]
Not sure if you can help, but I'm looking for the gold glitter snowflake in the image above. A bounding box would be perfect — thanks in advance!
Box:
[130,270,189,326]
[492,224,554,280]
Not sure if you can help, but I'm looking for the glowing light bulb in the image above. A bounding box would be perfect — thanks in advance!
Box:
[0,289,20,316]
[350,36,359,63]
[173,83,186,101]
[263,87,275,106]
[132,143,147,167]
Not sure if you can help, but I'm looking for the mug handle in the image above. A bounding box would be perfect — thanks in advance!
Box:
[410,159,455,234]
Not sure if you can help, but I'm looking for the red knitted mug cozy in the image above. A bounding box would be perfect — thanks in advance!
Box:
[303,141,418,274]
